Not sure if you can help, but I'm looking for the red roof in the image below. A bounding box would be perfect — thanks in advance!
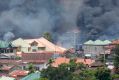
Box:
[9,70,29,78]
[1,65,14,71]
[111,40,119,45]
[0,60,22,64]
[22,52,53,63]
[52,57,95,67]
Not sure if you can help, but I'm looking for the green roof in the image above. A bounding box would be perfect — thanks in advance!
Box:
[0,76,16,80]
[84,40,94,45]
[94,40,105,45]
[0,41,10,48]
[103,40,111,44]
[21,72,40,80]
[84,40,111,45]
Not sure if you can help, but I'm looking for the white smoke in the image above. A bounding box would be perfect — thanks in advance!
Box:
[3,32,15,41]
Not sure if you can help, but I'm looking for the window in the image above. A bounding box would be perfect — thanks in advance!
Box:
[10,49,13,53]
[38,47,45,50]
[28,47,31,52]
[35,66,39,70]
[32,49,37,52]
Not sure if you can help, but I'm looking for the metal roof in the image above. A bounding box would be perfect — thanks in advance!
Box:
[84,40,111,45]
[21,72,40,80]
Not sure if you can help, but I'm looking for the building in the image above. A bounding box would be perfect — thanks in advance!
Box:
[83,40,111,58]
[0,40,17,59]
[21,52,53,70]
[12,37,66,54]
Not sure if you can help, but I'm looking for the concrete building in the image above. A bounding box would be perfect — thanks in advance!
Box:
[83,40,111,58]
[12,37,66,54]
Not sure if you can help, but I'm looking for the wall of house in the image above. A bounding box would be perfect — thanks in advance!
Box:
[83,45,105,57]
[21,63,47,71]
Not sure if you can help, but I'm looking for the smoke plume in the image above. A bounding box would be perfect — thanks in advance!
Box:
[0,0,119,42]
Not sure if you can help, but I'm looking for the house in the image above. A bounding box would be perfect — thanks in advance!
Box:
[83,40,111,58]
[21,52,53,70]
[90,61,104,68]
[20,72,40,80]
[0,41,17,59]
[52,57,95,67]
[12,38,30,53]
[12,37,66,54]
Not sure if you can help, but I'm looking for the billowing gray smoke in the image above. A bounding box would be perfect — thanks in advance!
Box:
[0,0,119,42]
[77,0,119,41]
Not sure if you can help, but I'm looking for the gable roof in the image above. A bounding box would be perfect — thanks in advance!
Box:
[84,40,111,46]
[104,40,111,44]
[84,40,94,45]
[24,38,45,47]
[24,37,66,53]
[12,38,30,47]
[94,40,105,45]
[38,37,66,53]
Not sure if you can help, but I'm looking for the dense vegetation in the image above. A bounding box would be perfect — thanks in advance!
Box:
[38,59,112,80]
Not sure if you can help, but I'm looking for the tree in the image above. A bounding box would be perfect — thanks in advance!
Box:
[40,60,94,80]
[113,45,119,73]
[73,70,96,80]
[28,63,35,74]
[34,78,49,80]
[95,67,112,80]
[43,32,52,41]
[47,58,54,67]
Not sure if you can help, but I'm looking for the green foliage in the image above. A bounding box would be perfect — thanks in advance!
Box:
[47,58,54,66]
[43,32,52,41]
[74,70,96,80]
[40,60,92,80]
[34,78,49,80]
[112,74,119,79]
[15,56,21,60]
[76,63,87,70]
[95,67,112,80]
[28,63,35,74]
[113,45,119,74]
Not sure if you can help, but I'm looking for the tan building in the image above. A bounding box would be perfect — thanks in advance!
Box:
[12,37,66,54]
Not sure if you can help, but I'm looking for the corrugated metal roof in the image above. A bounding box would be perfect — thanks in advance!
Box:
[84,40,111,45]
[84,40,94,45]
[21,72,40,80]
[0,41,11,48]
